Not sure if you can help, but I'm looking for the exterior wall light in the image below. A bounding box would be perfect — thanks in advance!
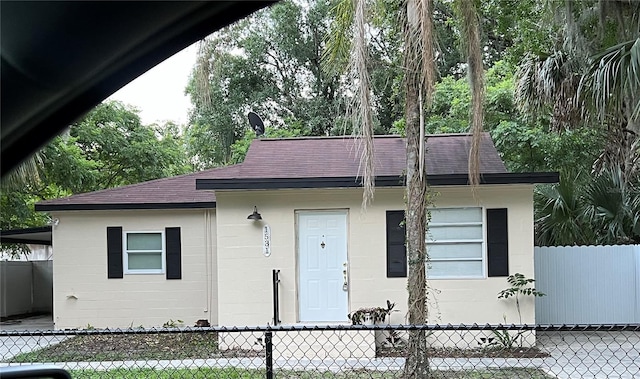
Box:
[247,206,262,220]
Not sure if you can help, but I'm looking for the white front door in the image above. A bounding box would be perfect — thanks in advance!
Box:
[298,211,348,322]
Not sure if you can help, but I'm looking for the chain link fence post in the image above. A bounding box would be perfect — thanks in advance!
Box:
[265,330,273,379]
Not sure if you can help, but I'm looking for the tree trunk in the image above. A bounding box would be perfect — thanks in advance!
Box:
[402,0,434,376]
[404,96,430,379]
[403,31,430,379]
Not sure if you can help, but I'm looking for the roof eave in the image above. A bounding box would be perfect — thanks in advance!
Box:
[35,202,217,212]
[196,172,559,190]
[0,226,53,245]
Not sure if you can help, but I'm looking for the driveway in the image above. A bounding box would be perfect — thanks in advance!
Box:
[0,315,61,362]
[537,330,640,379]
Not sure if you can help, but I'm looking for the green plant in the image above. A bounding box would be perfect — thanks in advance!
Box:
[162,319,184,328]
[348,300,395,325]
[497,273,546,324]
[493,273,546,349]
[490,316,519,349]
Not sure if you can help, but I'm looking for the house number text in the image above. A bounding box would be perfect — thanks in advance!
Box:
[263,225,271,257]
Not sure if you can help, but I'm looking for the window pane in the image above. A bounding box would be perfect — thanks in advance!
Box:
[127,233,162,251]
[428,243,483,259]
[128,253,162,270]
[428,224,482,240]
[428,260,483,278]
[430,207,482,223]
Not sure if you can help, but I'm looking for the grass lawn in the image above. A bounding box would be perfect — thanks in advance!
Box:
[69,367,554,379]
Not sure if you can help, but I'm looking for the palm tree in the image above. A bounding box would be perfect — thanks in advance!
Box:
[535,168,640,246]
[325,0,484,376]
[516,1,640,177]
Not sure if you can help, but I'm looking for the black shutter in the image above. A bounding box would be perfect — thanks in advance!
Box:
[165,227,182,279]
[386,211,407,277]
[107,227,123,279]
[487,208,509,277]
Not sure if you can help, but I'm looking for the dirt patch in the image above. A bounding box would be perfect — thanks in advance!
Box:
[10,332,550,363]
[9,332,220,362]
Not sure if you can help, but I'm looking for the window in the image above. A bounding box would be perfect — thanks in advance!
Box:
[427,207,484,278]
[107,227,182,279]
[124,231,165,274]
[385,208,509,279]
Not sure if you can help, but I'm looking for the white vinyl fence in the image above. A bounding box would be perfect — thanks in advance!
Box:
[0,261,53,318]
[534,245,640,324]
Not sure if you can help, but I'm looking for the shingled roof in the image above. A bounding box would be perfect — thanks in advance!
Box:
[35,166,232,211]
[37,134,558,211]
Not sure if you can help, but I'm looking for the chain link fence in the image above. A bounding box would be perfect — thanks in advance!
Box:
[1,324,638,378]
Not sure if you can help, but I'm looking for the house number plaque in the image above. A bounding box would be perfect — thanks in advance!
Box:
[263,225,271,257]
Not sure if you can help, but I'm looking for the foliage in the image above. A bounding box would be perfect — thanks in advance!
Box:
[188,0,348,169]
[514,0,640,175]
[426,61,517,134]
[64,101,190,191]
[491,121,604,174]
[497,273,546,303]
[495,273,545,348]
[535,168,640,246]
[162,319,184,328]
[1,101,190,258]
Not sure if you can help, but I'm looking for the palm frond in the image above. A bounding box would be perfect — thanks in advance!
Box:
[351,0,376,209]
[1,153,43,190]
[583,38,640,123]
[454,0,484,187]
[322,0,355,76]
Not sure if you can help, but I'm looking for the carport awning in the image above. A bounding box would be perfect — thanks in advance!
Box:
[0,226,52,245]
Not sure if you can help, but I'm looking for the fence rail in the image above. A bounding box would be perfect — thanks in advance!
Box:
[1,324,638,378]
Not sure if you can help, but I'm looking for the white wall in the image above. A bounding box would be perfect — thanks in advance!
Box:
[51,209,217,329]
[215,185,535,326]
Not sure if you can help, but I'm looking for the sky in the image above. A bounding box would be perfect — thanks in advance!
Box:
[108,43,199,126]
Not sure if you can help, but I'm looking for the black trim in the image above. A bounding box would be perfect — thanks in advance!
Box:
[196,176,402,190]
[0,226,51,235]
[0,226,52,245]
[165,227,182,280]
[107,227,123,279]
[487,208,509,277]
[35,202,216,212]
[196,172,559,190]
[386,211,407,278]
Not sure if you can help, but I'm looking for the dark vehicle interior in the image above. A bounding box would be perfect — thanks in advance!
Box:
[1,1,276,176]
[1,4,276,376]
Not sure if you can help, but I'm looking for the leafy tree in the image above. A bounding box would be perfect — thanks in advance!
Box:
[188,0,347,168]
[1,101,190,257]
[59,101,189,192]
[491,121,604,174]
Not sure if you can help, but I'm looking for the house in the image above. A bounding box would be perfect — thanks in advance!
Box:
[36,134,558,330]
